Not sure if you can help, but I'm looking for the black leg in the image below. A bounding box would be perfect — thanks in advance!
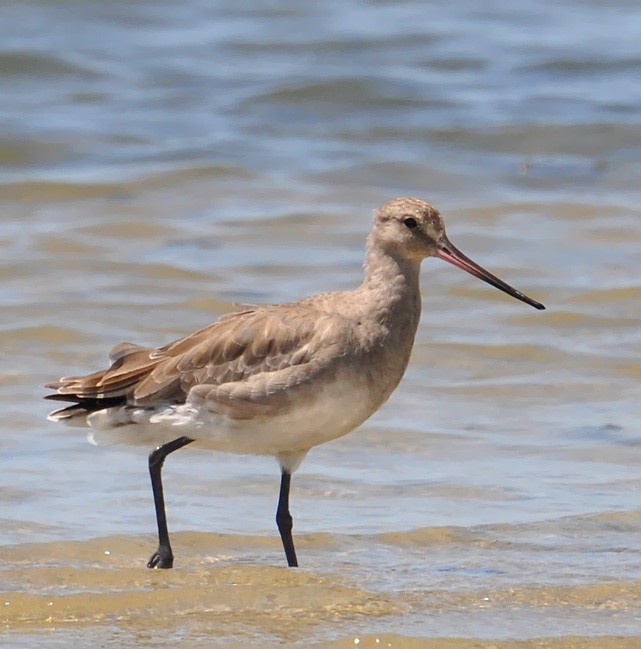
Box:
[276,470,298,567]
[146,436,194,569]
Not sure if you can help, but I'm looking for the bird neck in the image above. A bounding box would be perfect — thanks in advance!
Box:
[360,239,422,329]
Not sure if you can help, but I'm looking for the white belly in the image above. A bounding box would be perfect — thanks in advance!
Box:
[86,376,378,460]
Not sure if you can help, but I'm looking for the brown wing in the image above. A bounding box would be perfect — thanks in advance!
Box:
[45,342,159,401]
[45,303,344,416]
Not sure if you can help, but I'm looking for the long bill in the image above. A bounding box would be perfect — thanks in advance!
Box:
[436,238,545,310]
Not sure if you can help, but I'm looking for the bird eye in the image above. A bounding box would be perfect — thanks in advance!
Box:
[403,217,417,229]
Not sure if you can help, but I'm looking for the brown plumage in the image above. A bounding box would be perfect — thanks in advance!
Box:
[46,302,372,421]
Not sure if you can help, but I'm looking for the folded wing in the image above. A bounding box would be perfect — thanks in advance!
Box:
[45,303,346,422]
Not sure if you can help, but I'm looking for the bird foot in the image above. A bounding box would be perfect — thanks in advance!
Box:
[147,547,174,569]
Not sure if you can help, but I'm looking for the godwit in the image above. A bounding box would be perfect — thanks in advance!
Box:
[46,197,544,568]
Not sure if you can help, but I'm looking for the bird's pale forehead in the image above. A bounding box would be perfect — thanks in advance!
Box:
[378,197,440,220]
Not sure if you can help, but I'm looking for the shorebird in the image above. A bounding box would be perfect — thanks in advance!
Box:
[46,197,544,569]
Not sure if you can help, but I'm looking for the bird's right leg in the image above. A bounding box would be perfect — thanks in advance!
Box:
[276,469,298,567]
[147,436,194,569]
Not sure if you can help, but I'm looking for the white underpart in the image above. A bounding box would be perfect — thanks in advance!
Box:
[82,376,376,473]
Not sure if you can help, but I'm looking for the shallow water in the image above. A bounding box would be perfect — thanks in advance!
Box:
[2,0,641,647]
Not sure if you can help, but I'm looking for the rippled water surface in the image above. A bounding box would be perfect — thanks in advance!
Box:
[2,1,641,647]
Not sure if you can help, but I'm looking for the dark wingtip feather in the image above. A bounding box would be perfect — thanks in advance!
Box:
[45,393,82,403]
[45,393,125,409]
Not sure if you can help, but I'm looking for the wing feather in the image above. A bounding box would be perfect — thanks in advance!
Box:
[46,303,347,418]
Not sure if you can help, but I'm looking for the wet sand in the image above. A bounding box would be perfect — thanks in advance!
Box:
[2,531,641,648]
